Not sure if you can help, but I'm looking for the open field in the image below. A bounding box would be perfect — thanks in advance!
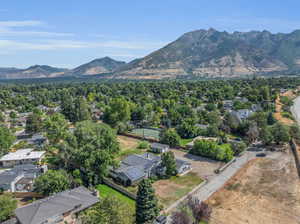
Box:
[153,172,203,208]
[207,151,300,224]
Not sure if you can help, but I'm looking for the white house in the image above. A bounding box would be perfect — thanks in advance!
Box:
[0,148,46,168]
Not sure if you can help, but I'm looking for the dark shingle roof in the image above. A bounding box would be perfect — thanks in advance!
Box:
[15,186,99,224]
[121,166,145,182]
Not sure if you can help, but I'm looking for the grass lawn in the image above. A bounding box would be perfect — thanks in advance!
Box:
[96,184,135,208]
[153,172,203,208]
[179,138,193,147]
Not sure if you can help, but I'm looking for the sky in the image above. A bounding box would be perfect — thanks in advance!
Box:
[1,0,300,68]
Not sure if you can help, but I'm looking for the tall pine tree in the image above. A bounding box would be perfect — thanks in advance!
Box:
[136,179,159,224]
[161,151,178,177]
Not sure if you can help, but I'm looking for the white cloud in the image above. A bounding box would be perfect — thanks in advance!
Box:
[0,20,73,37]
[0,20,43,28]
[0,39,166,51]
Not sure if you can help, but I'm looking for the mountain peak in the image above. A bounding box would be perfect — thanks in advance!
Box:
[70,57,126,76]
[115,29,300,79]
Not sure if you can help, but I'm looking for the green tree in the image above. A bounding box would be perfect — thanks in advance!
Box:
[161,151,177,177]
[206,125,219,137]
[0,125,15,157]
[176,118,197,139]
[0,111,5,122]
[25,112,43,134]
[81,196,134,224]
[290,124,300,143]
[44,113,69,144]
[33,170,71,196]
[58,121,120,185]
[160,129,181,147]
[267,112,276,125]
[103,98,131,127]
[9,111,17,119]
[136,179,159,224]
[271,123,290,144]
[230,140,247,156]
[74,96,91,122]
[0,194,17,222]
[260,126,273,145]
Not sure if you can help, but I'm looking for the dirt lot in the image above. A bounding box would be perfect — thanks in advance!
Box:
[207,151,300,224]
[171,149,224,180]
[117,135,140,150]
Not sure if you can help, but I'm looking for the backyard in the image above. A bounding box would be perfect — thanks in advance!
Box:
[96,184,135,209]
[153,172,203,208]
[116,135,145,160]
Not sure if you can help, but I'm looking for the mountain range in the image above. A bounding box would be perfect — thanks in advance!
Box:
[2,28,300,79]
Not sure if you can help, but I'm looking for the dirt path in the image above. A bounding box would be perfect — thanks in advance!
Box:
[274,91,295,125]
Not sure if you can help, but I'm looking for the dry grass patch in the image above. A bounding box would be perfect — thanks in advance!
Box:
[207,152,300,224]
[117,135,140,151]
[153,172,203,208]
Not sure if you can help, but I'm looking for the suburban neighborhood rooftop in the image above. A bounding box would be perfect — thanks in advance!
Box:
[0,149,45,162]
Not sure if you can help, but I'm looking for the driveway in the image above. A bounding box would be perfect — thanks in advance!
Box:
[171,149,224,181]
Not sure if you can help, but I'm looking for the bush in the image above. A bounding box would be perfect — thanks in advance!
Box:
[0,194,17,222]
[160,129,181,147]
[190,140,234,162]
[138,141,149,149]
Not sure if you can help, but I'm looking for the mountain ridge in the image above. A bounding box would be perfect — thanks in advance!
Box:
[113,28,300,79]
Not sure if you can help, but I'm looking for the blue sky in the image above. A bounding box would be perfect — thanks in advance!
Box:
[1,0,300,68]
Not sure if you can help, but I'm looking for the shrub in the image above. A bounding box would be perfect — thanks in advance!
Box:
[138,141,149,149]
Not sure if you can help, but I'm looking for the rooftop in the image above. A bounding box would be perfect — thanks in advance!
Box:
[0,149,45,162]
[15,186,99,224]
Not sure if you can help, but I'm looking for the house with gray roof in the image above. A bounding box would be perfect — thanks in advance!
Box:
[0,164,47,192]
[151,142,170,153]
[111,153,191,186]
[15,186,99,224]
[0,149,46,168]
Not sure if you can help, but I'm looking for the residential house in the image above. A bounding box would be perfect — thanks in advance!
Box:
[230,109,253,124]
[151,143,170,153]
[222,100,234,111]
[111,153,191,186]
[0,148,46,168]
[27,134,48,146]
[14,186,99,224]
[0,164,47,192]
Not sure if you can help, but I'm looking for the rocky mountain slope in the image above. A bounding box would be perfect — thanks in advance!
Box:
[70,57,126,76]
[114,28,300,79]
